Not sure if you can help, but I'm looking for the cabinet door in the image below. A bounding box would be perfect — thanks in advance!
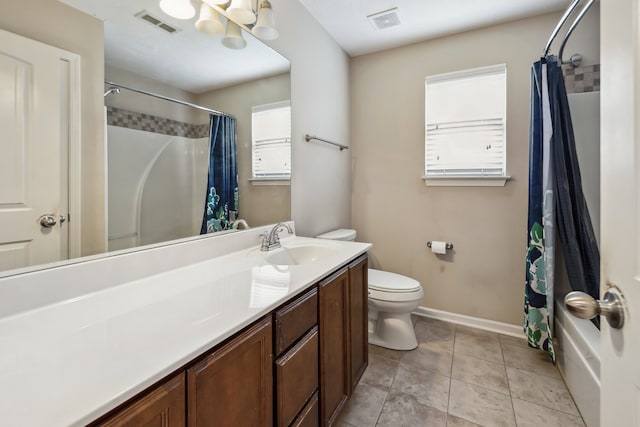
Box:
[95,373,185,427]
[187,317,273,427]
[319,267,349,426]
[347,255,368,392]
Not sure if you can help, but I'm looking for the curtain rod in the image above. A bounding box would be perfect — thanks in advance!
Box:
[104,80,234,119]
[558,0,598,64]
[543,0,581,57]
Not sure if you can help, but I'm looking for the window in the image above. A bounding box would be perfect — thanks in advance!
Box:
[424,64,508,186]
[251,101,291,181]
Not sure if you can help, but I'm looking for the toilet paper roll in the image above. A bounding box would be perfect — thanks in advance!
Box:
[430,241,447,254]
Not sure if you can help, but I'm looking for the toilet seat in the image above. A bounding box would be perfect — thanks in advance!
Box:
[368,269,424,302]
[368,269,421,292]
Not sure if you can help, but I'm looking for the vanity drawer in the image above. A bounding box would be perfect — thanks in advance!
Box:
[276,327,319,427]
[291,392,319,427]
[275,287,318,355]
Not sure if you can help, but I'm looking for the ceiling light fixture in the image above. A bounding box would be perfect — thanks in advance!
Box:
[159,0,196,20]
[222,21,247,50]
[195,3,224,35]
[157,0,279,49]
[252,0,278,40]
[227,0,257,25]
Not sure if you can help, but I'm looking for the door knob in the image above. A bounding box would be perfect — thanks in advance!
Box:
[564,287,625,329]
[38,214,57,228]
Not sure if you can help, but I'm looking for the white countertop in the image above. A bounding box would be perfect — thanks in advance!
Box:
[0,235,370,426]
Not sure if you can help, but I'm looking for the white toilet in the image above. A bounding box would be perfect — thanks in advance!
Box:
[316,229,424,351]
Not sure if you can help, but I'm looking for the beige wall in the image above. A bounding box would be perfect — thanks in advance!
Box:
[349,10,600,325]
[197,73,291,227]
[0,0,106,256]
[105,65,202,124]
[267,0,351,237]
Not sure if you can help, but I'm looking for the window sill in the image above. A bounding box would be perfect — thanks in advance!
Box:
[422,175,511,187]
[249,177,291,186]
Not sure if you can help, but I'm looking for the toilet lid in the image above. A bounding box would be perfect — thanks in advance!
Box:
[316,229,357,241]
[368,269,422,293]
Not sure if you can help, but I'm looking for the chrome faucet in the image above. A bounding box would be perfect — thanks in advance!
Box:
[261,222,294,251]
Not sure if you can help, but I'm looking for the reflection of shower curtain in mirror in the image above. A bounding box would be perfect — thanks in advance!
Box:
[200,114,239,233]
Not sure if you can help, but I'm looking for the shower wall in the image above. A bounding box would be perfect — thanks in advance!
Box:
[107,124,209,252]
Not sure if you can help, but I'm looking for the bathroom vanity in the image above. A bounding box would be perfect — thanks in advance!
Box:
[0,225,370,426]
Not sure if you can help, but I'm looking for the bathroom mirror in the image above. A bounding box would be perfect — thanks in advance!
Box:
[0,0,291,277]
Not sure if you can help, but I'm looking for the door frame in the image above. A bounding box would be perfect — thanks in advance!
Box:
[58,49,82,259]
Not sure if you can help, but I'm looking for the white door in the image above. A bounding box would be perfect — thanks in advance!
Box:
[0,29,64,271]
[599,0,640,424]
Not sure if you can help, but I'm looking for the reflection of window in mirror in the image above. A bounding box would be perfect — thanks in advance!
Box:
[251,101,291,184]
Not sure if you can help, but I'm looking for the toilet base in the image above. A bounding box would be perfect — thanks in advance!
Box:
[368,311,418,351]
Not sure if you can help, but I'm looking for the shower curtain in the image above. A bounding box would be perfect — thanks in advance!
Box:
[200,114,238,234]
[525,56,600,361]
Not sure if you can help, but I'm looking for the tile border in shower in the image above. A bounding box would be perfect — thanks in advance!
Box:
[563,63,600,94]
[107,106,210,139]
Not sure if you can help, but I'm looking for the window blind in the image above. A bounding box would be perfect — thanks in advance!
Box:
[425,65,506,177]
[252,137,291,177]
[251,102,291,178]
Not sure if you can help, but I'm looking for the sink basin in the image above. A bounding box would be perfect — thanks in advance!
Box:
[265,244,335,265]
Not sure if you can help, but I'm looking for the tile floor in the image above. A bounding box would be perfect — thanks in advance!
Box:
[337,317,585,427]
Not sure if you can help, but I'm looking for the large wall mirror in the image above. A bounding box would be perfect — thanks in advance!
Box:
[0,0,291,277]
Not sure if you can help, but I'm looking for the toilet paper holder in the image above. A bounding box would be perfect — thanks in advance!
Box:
[427,241,454,250]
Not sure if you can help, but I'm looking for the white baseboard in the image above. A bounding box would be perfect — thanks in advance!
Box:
[413,306,525,339]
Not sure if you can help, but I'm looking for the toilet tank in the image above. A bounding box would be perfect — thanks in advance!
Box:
[316,229,357,241]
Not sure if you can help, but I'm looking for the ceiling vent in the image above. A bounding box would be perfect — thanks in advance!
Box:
[135,10,180,34]
[367,8,401,30]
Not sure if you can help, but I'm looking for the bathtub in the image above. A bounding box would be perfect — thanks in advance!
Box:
[554,300,600,427]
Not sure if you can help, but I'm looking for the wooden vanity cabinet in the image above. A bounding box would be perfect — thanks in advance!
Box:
[186,317,273,427]
[88,253,368,427]
[93,373,186,427]
[347,255,368,392]
[291,392,319,427]
[319,267,350,426]
[274,288,319,427]
[319,255,369,426]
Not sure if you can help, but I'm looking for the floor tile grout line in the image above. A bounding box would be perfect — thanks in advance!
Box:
[554,366,587,422]
[373,351,401,427]
[445,325,459,426]
[499,338,519,426]
[448,326,493,427]
[505,366,584,419]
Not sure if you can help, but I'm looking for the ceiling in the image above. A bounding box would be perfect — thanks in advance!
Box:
[58,0,572,92]
[297,0,570,56]
[60,0,290,93]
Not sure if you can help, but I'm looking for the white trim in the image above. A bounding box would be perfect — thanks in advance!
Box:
[251,100,290,114]
[413,306,524,338]
[425,63,507,84]
[422,176,511,187]
[249,177,291,186]
[58,50,82,259]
